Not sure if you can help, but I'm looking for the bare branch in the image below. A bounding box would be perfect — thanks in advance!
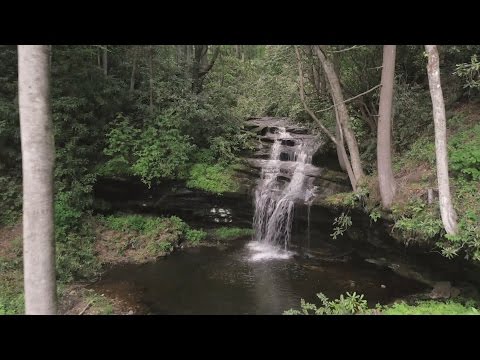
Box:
[328,45,366,53]
[316,84,382,114]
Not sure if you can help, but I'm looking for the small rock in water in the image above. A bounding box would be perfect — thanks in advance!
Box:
[127,310,134,315]
[381,284,386,289]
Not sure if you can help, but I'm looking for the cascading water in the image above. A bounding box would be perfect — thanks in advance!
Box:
[248,123,320,261]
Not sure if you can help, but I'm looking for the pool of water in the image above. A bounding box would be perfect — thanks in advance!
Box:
[92,238,428,315]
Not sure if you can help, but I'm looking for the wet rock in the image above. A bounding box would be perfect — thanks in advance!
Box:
[128,310,134,315]
[450,287,461,298]
[381,284,386,289]
[429,281,452,299]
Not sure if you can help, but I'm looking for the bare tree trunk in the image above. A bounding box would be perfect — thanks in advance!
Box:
[425,45,458,235]
[235,45,241,59]
[335,112,347,171]
[377,45,397,209]
[102,46,108,76]
[315,45,365,182]
[18,45,56,315]
[129,47,137,94]
[149,45,153,113]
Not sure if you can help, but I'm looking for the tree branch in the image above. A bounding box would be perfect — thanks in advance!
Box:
[328,45,366,53]
[315,84,382,114]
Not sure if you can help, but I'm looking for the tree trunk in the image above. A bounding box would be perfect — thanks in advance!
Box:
[18,45,56,315]
[235,45,241,59]
[425,45,458,235]
[149,45,153,113]
[377,45,397,209]
[129,46,137,94]
[192,45,220,94]
[294,46,356,190]
[335,114,347,171]
[102,46,108,76]
[315,45,365,182]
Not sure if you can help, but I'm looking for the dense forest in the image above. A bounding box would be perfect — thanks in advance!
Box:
[1,45,480,315]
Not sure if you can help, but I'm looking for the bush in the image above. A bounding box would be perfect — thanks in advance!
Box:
[186,163,239,194]
[284,292,368,315]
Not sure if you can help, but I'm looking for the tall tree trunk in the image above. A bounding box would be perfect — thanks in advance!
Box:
[18,45,56,315]
[102,46,108,76]
[129,46,137,94]
[294,46,356,190]
[149,45,154,113]
[315,45,365,182]
[235,45,241,59]
[425,45,458,235]
[377,45,397,209]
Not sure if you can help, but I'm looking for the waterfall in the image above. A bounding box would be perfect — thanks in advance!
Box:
[249,123,319,261]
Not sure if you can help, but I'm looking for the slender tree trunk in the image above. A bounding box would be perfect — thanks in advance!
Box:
[425,45,458,235]
[129,46,137,94]
[102,46,108,76]
[377,45,397,209]
[18,45,56,315]
[235,45,241,59]
[335,114,347,171]
[149,45,153,113]
[294,46,356,190]
[315,45,365,182]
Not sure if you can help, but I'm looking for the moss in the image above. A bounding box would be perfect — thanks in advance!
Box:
[186,163,239,194]
[212,227,253,240]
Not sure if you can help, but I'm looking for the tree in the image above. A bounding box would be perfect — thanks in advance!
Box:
[425,45,458,235]
[314,45,365,183]
[191,45,220,94]
[377,45,397,209]
[18,45,56,314]
[294,46,357,191]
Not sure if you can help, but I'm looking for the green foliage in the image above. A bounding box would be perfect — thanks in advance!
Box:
[0,288,24,315]
[212,227,253,240]
[330,212,353,240]
[383,300,479,315]
[102,214,205,246]
[54,191,99,282]
[186,163,239,194]
[449,124,480,181]
[84,290,114,315]
[185,229,207,244]
[392,198,444,244]
[454,54,480,90]
[0,175,21,226]
[284,292,368,315]
[369,207,381,223]
[132,122,195,186]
